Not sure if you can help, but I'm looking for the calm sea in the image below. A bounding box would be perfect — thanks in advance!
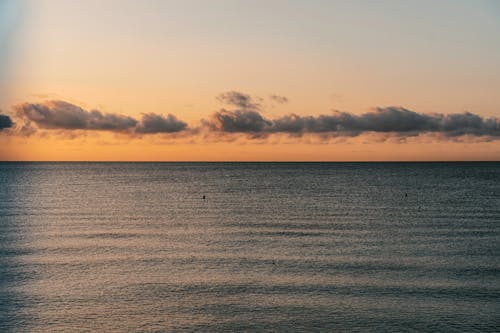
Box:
[0,162,499,332]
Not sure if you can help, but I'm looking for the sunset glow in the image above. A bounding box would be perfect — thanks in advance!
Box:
[1,0,499,161]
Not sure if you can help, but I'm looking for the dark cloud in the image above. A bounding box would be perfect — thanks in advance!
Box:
[270,107,441,134]
[271,107,499,137]
[216,91,261,110]
[205,106,500,138]
[135,113,187,134]
[269,94,289,104]
[354,107,439,132]
[8,97,500,141]
[272,112,355,134]
[15,101,138,131]
[440,112,499,136]
[14,101,188,135]
[0,114,14,130]
[207,109,272,133]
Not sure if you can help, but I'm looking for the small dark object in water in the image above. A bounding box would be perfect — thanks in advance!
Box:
[203,195,206,200]
[405,193,408,197]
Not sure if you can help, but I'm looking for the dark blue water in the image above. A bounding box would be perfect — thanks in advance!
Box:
[0,162,499,332]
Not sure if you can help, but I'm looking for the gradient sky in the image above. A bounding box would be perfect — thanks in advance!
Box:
[1,0,499,161]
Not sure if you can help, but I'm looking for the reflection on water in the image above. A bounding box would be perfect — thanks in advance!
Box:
[0,162,499,332]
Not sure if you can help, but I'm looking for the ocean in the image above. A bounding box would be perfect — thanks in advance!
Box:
[0,162,499,332]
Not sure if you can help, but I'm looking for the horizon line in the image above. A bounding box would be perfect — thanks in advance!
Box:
[1,160,499,163]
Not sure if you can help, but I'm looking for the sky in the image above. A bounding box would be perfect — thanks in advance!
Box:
[0,0,499,161]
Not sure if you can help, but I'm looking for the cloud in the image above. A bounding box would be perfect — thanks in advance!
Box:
[269,94,289,104]
[353,107,439,132]
[275,107,500,137]
[205,109,272,133]
[7,95,500,142]
[13,101,188,135]
[269,107,440,134]
[15,101,138,131]
[206,91,271,135]
[135,113,187,134]
[216,91,261,110]
[204,105,500,138]
[0,114,13,130]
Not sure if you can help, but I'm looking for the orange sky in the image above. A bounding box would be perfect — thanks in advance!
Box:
[2,131,499,161]
[1,0,499,161]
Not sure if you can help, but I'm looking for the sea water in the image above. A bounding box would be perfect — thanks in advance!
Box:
[0,162,499,332]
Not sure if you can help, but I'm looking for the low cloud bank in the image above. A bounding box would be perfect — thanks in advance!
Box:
[205,104,500,138]
[16,101,138,131]
[5,93,500,141]
[13,101,186,135]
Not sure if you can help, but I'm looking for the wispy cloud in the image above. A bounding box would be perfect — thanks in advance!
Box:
[216,91,261,110]
[269,94,289,104]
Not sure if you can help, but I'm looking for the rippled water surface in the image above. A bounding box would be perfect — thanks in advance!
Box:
[0,162,499,332]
